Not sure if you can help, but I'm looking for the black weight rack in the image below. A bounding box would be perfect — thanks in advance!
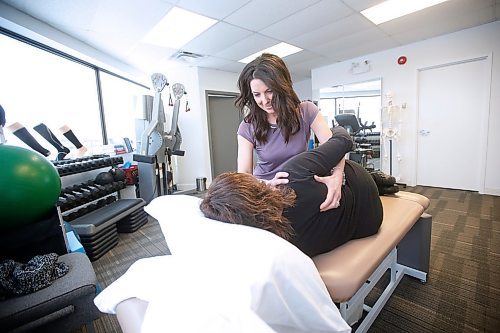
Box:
[56,154,147,261]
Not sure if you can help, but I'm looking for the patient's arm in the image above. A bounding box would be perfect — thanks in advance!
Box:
[282,126,353,180]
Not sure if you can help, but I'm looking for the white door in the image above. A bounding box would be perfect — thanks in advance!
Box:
[417,57,489,191]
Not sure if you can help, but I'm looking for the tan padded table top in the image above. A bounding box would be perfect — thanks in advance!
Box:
[392,191,430,209]
[313,192,429,302]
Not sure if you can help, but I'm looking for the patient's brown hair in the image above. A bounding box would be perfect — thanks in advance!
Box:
[200,172,296,240]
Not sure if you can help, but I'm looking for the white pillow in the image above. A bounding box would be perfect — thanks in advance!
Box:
[143,194,205,255]
[139,194,351,333]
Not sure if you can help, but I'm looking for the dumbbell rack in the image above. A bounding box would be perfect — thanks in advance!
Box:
[53,154,124,176]
[54,155,147,261]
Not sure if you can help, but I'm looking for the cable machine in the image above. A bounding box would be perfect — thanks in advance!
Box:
[133,73,187,202]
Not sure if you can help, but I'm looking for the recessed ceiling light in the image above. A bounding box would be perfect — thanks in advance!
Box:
[238,42,302,64]
[143,7,217,48]
[361,0,450,25]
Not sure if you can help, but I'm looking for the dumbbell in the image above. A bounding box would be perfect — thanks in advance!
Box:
[102,184,114,195]
[72,184,100,200]
[80,161,92,172]
[57,197,74,211]
[56,166,69,176]
[84,186,101,200]
[67,186,95,202]
[95,158,106,167]
[86,203,98,213]
[60,190,87,206]
[62,186,89,200]
[96,198,107,208]
[75,206,90,216]
[106,195,116,204]
[80,181,108,198]
[64,211,79,222]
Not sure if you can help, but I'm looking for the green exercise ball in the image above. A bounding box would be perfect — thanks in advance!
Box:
[0,145,61,229]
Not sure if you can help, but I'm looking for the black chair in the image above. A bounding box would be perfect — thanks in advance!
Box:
[0,208,101,332]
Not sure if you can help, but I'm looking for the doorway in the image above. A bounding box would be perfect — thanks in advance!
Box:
[416,56,490,191]
[206,91,241,178]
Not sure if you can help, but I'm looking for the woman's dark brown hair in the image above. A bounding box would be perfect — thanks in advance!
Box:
[200,172,296,240]
[235,53,301,144]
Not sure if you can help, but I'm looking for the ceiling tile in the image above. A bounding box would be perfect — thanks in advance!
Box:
[182,22,253,55]
[91,0,172,40]
[288,56,336,81]
[389,6,498,45]
[195,56,236,67]
[176,0,251,19]
[327,36,398,62]
[378,0,494,35]
[280,50,322,66]
[218,60,247,73]
[3,0,100,36]
[224,0,320,31]
[290,14,373,49]
[214,33,279,61]
[260,0,354,41]
[126,43,178,73]
[290,55,336,73]
[342,0,385,12]
[310,27,391,56]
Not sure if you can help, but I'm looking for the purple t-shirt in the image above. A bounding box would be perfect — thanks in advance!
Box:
[237,101,319,180]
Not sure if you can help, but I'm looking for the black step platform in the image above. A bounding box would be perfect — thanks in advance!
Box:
[70,198,146,260]
[117,210,148,233]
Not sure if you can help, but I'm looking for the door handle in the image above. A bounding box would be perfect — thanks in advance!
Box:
[419,129,430,136]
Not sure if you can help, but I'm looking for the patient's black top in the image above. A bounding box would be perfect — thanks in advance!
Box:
[281,127,383,257]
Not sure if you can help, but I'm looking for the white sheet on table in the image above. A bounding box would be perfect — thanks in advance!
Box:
[95,194,351,333]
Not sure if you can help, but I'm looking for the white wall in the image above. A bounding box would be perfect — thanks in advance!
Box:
[168,67,240,189]
[293,79,313,101]
[197,68,240,184]
[312,21,500,195]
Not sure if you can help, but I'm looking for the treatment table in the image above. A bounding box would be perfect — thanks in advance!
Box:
[112,191,431,332]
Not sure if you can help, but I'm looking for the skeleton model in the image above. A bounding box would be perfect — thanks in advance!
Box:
[381,92,405,179]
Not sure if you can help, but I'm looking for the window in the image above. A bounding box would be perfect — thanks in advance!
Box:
[0,33,103,158]
[100,72,149,149]
[0,30,149,158]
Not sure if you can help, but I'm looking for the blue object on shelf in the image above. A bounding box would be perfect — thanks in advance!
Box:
[67,231,85,254]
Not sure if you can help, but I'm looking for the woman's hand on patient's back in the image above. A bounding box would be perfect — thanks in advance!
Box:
[264,172,289,187]
[314,172,343,212]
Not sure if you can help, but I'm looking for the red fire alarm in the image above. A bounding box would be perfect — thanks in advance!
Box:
[397,56,407,65]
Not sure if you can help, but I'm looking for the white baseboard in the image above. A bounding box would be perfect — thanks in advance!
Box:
[481,187,500,196]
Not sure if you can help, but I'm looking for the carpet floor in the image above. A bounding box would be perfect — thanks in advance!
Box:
[86,186,499,332]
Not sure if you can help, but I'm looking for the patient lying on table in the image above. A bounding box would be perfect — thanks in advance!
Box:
[201,126,383,257]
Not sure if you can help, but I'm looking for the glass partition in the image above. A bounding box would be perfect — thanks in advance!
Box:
[319,79,382,169]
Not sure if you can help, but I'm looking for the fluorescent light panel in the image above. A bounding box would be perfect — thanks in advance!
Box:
[238,42,302,64]
[143,7,216,48]
[361,0,450,25]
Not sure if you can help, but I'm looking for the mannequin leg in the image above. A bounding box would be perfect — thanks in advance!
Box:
[33,123,70,160]
[6,122,50,157]
[59,125,87,157]
[0,104,6,127]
